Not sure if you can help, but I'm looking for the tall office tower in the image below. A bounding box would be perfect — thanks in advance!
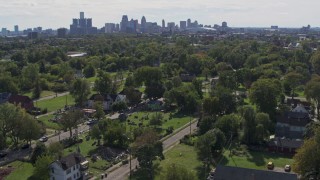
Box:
[120,15,129,32]
[57,28,67,38]
[167,22,175,30]
[162,19,165,28]
[141,16,146,33]
[14,25,19,33]
[86,18,92,28]
[80,12,84,19]
[222,21,227,28]
[1,28,7,36]
[105,23,116,33]
[180,21,187,29]
[72,19,78,25]
[187,19,191,28]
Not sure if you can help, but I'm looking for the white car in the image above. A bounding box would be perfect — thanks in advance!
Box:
[39,136,48,142]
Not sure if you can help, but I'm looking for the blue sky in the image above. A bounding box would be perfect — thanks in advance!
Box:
[1,0,319,30]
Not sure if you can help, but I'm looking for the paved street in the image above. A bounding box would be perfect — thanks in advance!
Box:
[105,120,198,180]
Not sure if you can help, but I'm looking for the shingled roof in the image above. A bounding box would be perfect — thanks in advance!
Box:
[214,165,298,180]
[53,152,85,170]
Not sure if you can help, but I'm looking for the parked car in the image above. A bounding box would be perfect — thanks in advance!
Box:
[39,136,48,142]
[0,152,8,158]
[267,162,274,170]
[86,119,98,125]
[284,165,291,172]
[21,144,30,149]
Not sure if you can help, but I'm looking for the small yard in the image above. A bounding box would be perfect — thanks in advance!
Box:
[37,114,61,130]
[155,144,204,180]
[36,94,75,112]
[126,111,193,135]
[220,148,294,170]
[3,161,34,180]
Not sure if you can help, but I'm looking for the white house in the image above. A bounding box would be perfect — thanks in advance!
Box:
[49,153,88,180]
[87,94,127,111]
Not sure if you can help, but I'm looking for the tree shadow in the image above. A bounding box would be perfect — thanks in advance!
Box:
[195,164,207,180]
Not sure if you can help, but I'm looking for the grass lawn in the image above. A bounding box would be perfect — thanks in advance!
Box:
[4,161,34,180]
[23,90,56,99]
[220,149,294,170]
[37,114,61,130]
[126,111,193,134]
[155,144,204,180]
[63,133,110,176]
[36,94,75,112]
[86,76,97,83]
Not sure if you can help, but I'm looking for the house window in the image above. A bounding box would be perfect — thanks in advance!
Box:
[52,177,55,180]
[74,174,76,179]
[67,177,72,180]
[66,168,71,174]
[73,166,75,171]
[51,168,54,173]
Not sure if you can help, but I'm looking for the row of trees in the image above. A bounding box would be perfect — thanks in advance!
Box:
[0,103,43,149]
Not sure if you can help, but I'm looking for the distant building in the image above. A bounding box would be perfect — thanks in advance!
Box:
[141,16,146,33]
[87,94,127,111]
[162,19,165,28]
[105,23,116,33]
[57,28,67,38]
[80,12,84,19]
[70,12,97,35]
[1,28,7,36]
[180,21,187,30]
[187,18,191,28]
[49,152,89,180]
[167,22,175,31]
[28,32,39,39]
[14,25,19,34]
[222,21,228,28]
[120,15,129,32]
[271,25,279,29]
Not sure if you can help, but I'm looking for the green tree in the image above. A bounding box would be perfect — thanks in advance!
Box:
[283,72,303,98]
[83,64,96,78]
[133,129,164,179]
[196,129,226,168]
[293,128,320,179]
[33,155,54,180]
[203,97,220,116]
[215,114,241,139]
[70,78,91,107]
[249,78,282,117]
[305,77,320,119]
[47,142,64,159]
[94,102,105,120]
[310,51,320,74]
[239,105,257,145]
[32,79,41,99]
[30,143,47,164]
[198,116,216,135]
[94,71,112,95]
[60,110,83,138]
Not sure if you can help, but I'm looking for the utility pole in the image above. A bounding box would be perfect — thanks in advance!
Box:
[189,116,192,135]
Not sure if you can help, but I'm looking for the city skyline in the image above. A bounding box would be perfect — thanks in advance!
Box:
[1,0,320,30]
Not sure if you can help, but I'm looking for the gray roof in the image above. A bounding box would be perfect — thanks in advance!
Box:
[53,152,85,170]
[214,165,298,180]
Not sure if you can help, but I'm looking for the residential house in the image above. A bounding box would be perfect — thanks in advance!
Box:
[87,94,126,111]
[0,92,11,104]
[270,104,311,154]
[275,106,311,139]
[8,94,34,111]
[268,137,303,154]
[49,152,89,180]
[212,165,298,180]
